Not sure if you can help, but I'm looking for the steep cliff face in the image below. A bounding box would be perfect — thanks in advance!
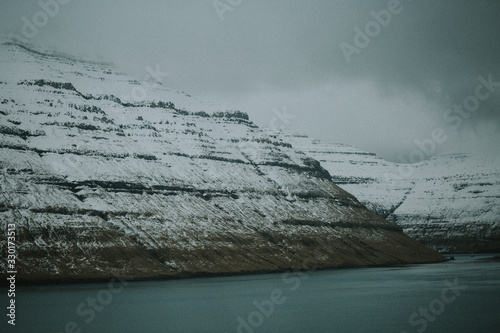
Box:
[281,135,410,218]
[390,153,500,253]
[0,41,445,282]
[285,133,500,253]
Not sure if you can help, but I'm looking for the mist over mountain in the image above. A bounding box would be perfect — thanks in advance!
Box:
[0,40,447,282]
[1,0,499,162]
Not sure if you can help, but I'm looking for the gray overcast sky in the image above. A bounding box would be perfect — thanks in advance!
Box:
[1,0,499,161]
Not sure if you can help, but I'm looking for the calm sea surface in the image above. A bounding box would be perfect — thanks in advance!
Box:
[2,254,500,333]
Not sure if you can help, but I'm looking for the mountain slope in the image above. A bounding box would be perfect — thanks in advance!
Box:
[0,40,444,283]
[284,133,500,252]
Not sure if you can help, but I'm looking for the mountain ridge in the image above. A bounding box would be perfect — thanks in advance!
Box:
[283,132,500,252]
[0,40,445,283]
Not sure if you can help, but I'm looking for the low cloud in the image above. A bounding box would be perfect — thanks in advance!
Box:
[1,0,498,161]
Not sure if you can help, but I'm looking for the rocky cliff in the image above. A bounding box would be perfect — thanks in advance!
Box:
[0,40,445,283]
[284,133,500,253]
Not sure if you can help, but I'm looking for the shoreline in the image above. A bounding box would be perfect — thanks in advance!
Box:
[10,243,500,288]
[2,257,451,287]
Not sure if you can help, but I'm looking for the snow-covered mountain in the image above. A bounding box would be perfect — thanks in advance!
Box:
[0,40,444,282]
[284,133,500,253]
